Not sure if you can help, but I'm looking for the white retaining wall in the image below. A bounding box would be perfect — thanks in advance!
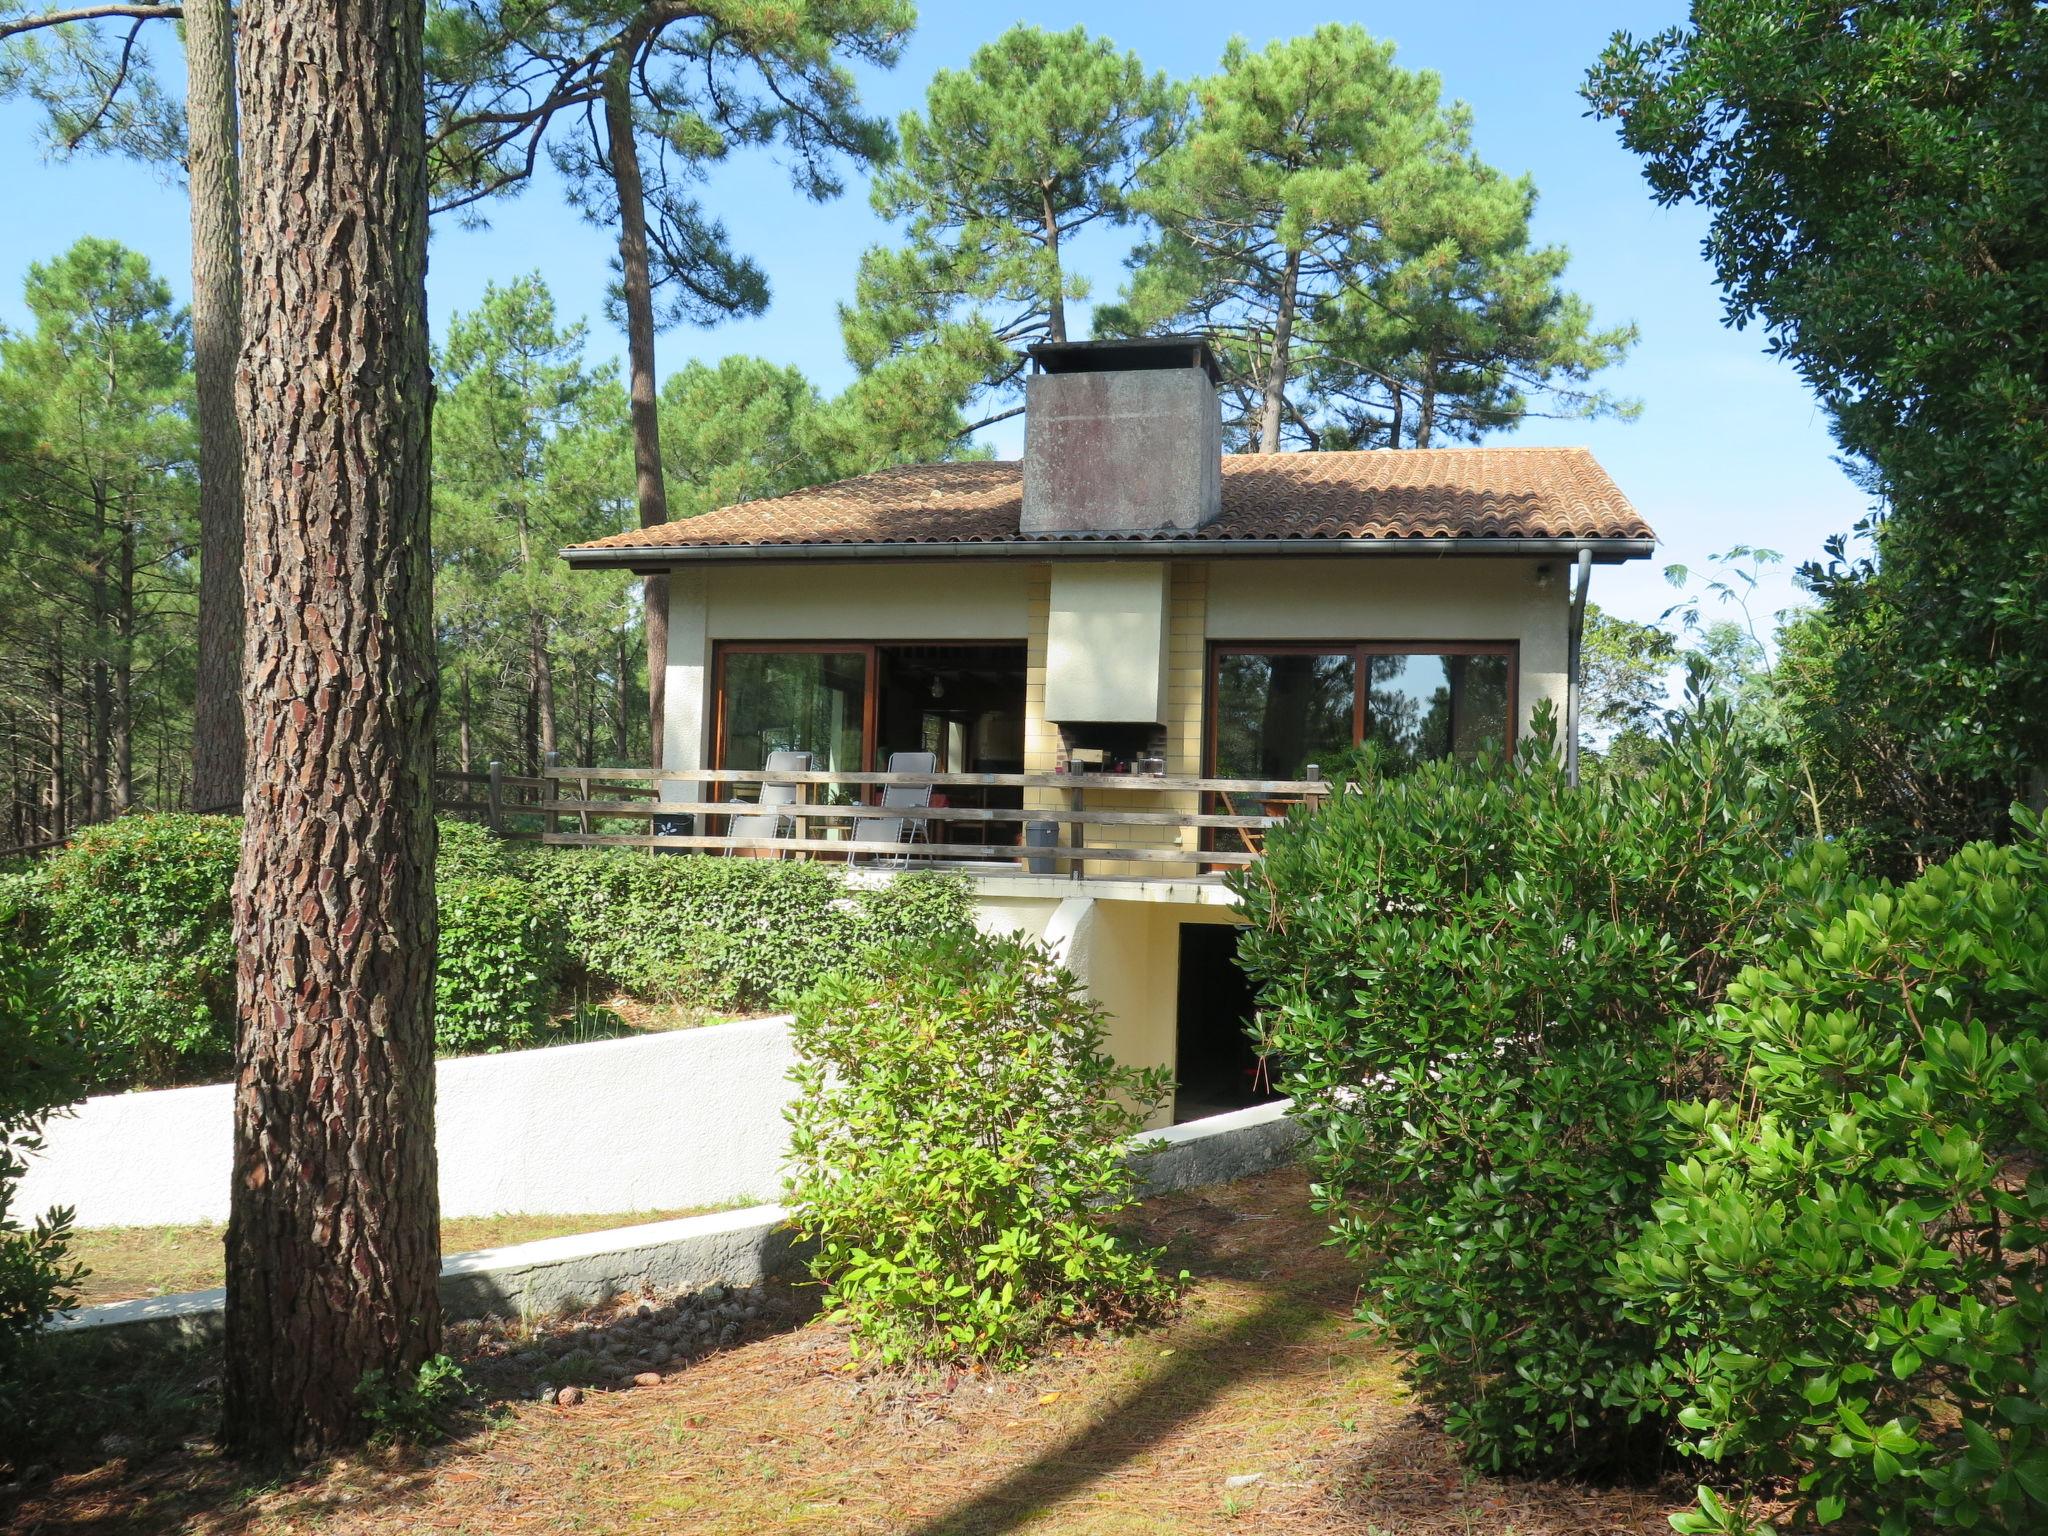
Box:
[19,1016,799,1228]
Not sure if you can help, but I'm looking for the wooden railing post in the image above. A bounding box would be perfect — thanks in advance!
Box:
[543,750,561,840]
[486,760,503,833]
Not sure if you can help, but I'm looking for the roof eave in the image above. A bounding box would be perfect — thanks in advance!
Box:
[560,535,1656,572]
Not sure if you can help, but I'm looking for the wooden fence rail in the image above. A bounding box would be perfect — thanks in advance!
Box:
[445,759,1332,878]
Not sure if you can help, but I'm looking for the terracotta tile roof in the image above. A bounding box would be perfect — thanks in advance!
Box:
[565,447,1654,557]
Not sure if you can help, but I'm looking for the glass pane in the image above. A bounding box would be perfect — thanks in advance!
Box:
[1450,654,1510,760]
[1367,652,1511,770]
[1213,652,1357,781]
[720,651,867,795]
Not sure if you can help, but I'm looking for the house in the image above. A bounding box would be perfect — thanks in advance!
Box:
[563,338,1655,1122]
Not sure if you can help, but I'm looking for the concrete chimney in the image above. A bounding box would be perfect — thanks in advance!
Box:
[1020,338,1223,535]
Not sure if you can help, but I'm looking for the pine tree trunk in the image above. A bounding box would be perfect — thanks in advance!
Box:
[531,613,557,767]
[604,50,670,771]
[1040,184,1067,344]
[223,0,441,1462]
[458,673,472,775]
[1415,362,1437,450]
[112,518,135,812]
[186,0,247,813]
[613,628,631,762]
[1258,247,1301,454]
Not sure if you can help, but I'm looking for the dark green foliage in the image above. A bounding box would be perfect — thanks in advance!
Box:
[436,815,520,881]
[523,851,975,1012]
[1615,815,2048,1536]
[1232,703,1798,1475]
[434,875,566,1053]
[842,23,1183,429]
[1586,2,2048,800]
[32,815,591,1080]
[0,872,87,1438]
[38,815,239,1087]
[354,1353,469,1447]
[785,931,1180,1367]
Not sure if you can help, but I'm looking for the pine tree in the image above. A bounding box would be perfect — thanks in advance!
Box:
[433,275,636,775]
[2,0,246,808]
[224,0,442,1459]
[0,238,197,834]
[426,0,911,767]
[1105,25,1633,452]
[841,23,1182,435]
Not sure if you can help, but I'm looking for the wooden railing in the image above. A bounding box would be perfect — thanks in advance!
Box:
[437,762,1332,879]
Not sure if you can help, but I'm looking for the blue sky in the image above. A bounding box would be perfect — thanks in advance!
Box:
[0,1,1867,634]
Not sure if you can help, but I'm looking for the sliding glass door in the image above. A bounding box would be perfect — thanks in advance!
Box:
[716,648,870,787]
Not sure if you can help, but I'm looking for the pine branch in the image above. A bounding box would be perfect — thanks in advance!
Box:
[0,1,178,42]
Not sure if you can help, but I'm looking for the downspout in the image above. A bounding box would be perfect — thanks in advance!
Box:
[1565,549,1592,787]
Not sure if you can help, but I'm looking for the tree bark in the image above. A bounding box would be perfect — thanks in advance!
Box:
[112,515,134,811]
[223,0,441,1462]
[1258,247,1301,454]
[531,612,556,768]
[604,50,670,771]
[1415,360,1437,449]
[186,0,246,812]
[1040,183,1066,344]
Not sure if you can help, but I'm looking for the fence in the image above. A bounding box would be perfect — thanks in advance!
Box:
[437,761,1333,878]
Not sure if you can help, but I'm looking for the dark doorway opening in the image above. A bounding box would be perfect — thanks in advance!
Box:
[1173,923,1279,1123]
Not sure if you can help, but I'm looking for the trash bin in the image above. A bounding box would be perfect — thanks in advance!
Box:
[1025,819,1059,875]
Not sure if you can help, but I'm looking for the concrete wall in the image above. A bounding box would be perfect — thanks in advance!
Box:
[21,1017,800,1229]
[972,885,1244,1131]
[62,1099,1304,1345]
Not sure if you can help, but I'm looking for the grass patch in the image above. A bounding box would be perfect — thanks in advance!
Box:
[72,1206,727,1306]
[10,1170,1694,1534]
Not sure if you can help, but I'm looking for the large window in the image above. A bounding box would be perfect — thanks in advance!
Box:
[1209,642,1515,782]
[716,647,870,779]
[712,644,1028,829]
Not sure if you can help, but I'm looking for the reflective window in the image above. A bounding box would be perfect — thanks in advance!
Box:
[1210,644,1513,781]
[719,650,867,776]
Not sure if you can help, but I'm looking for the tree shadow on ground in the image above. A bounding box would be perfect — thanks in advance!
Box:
[901,1287,1328,1536]
[1,1275,817,1536]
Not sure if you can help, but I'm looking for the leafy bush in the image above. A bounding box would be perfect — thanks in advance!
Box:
[524,851,975,1011]
[437,816,520,881]
[39,815,240,1086]
[1614,813,2048,1536]
[354,1353,469,1447]
[0,876,87,1435]
[785,930,1180,1367]
[435,875,567,1053]
[1232,703,1798,1475]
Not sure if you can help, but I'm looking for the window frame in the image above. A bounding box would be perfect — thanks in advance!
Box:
[711,641,881,777]
[1203,639,1520,779]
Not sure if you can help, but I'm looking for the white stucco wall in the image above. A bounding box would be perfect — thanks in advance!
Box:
[20,1017,800,1229]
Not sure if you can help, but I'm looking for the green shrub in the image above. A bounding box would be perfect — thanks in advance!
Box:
[524,851,975,1012]
[39,815,240,1087]
[434,875,567,1053]
[436,816,520,881]
[785,931,1181,1367]
[1613,813,2048,1536]
[355,1353,469,1447]
[1232,703,1798,1476]
[0,876,87,1435]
